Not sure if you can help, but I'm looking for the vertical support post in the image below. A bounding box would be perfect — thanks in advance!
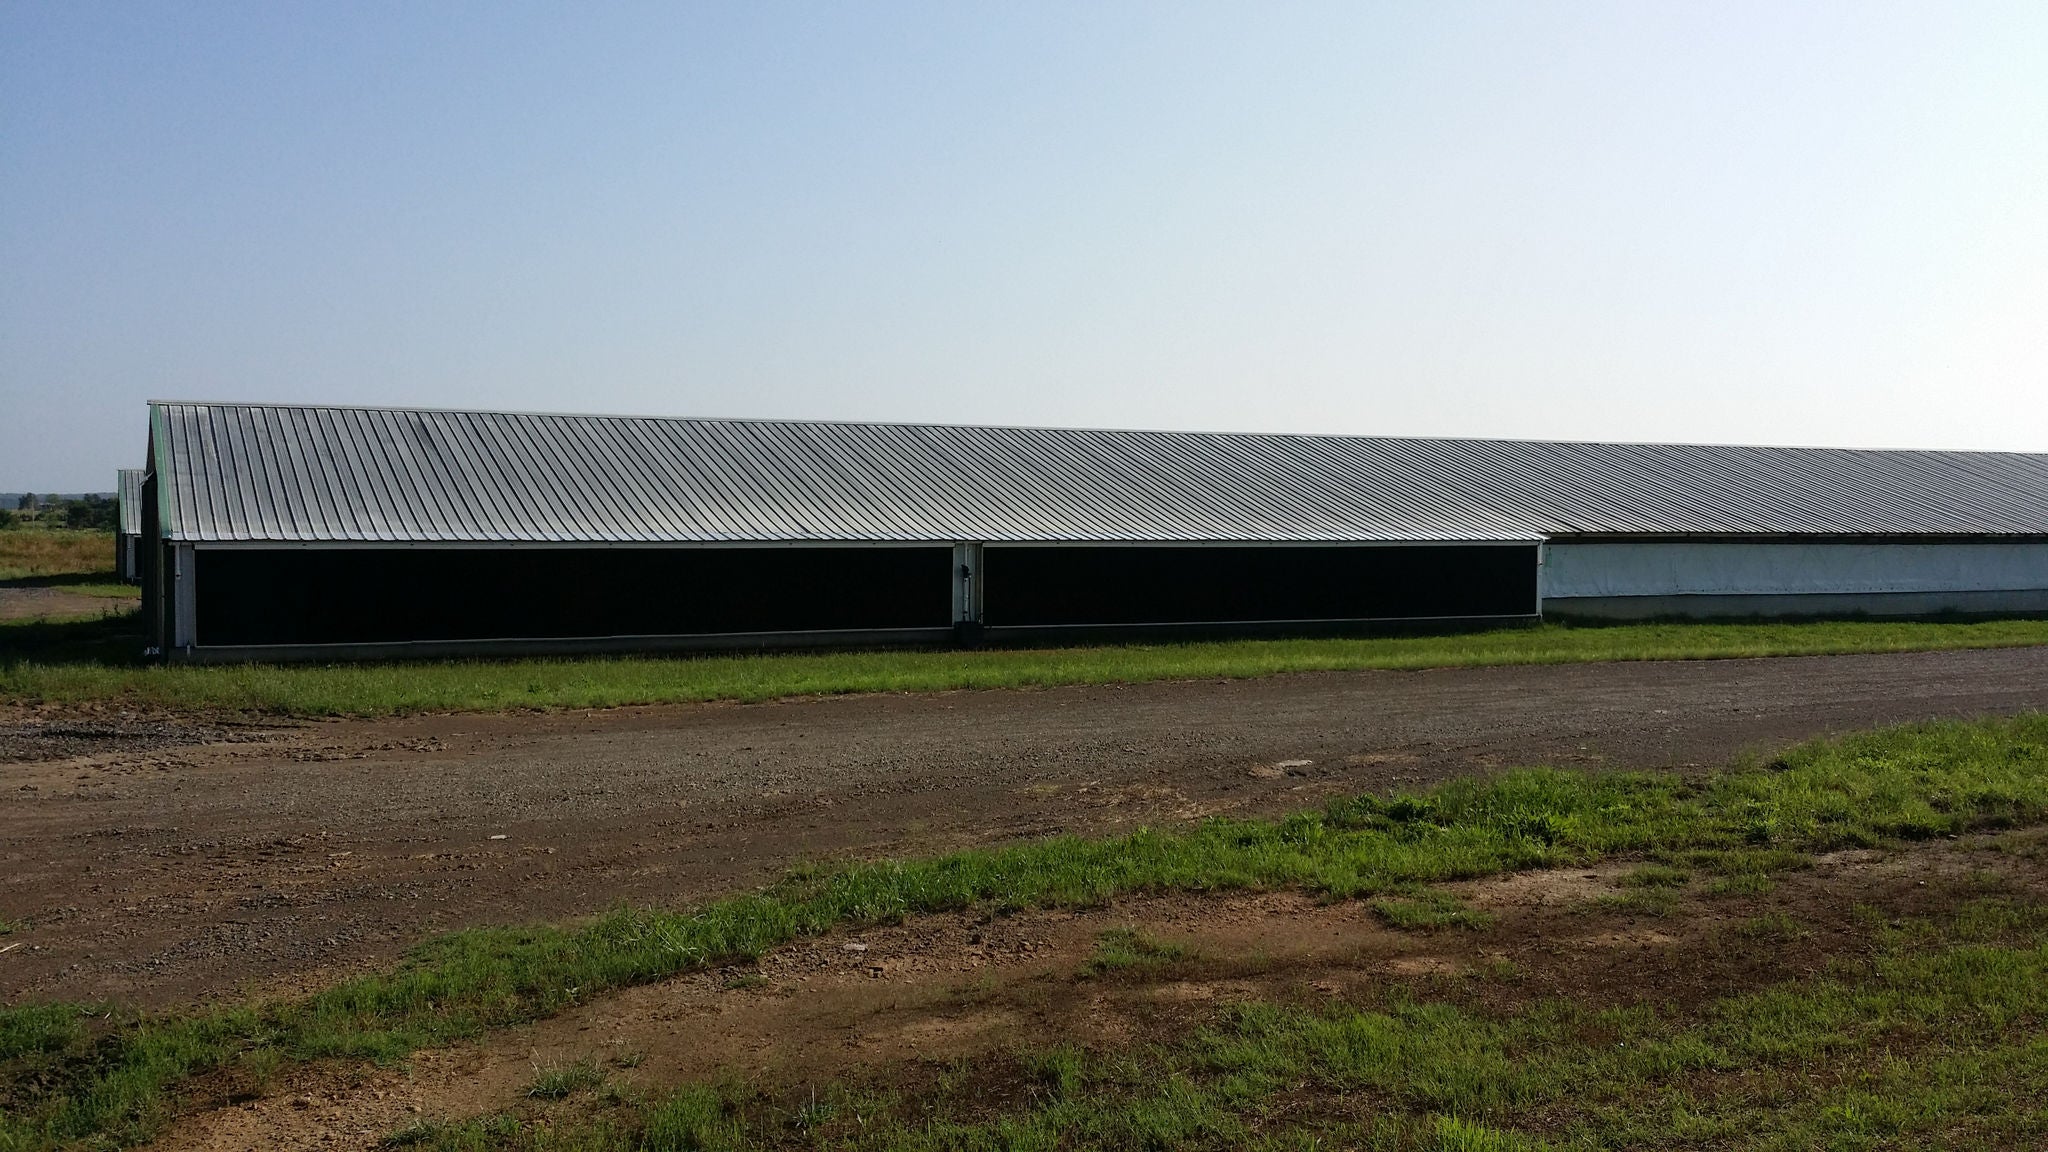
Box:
[951,542,984,645]
[1534,541,1546,619]
[141,473,163,657]
[172,543,198,654]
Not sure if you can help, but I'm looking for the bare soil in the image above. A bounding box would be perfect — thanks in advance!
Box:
[148,826,2048,1151]
[0,585,135,621]
[3,646,2047,1009]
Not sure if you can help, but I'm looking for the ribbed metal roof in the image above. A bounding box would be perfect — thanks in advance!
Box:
[117,468,144,537]
[148,402,2048,545]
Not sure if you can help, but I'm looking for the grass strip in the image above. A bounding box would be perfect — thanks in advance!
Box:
[7,618,2048,717]
[411,898,2048,1150]
[4,713,2048,1149]
[0,531,115,583]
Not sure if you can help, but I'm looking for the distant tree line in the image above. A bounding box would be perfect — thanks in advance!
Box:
[0,493,119,531]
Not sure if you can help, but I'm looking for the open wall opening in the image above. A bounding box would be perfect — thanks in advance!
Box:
[982,544,1538,628]
[193,546,954,646]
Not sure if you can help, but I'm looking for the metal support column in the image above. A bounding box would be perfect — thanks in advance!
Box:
[171,543,198,654]
[951,541,984,645]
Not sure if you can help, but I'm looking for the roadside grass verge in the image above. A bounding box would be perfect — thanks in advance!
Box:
[0,530,115,582]
[3,714,2048,1149]
[407,898,2048,1150]
[7,617,2048,718]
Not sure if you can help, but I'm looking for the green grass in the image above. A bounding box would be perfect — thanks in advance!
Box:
[1370,889,1496,931]
[5,617,2048,718]
[381,898,2048,1150]
[1080,928,1191,977]
[1617,864,1691,889]
[525,1060,608,1101]
[1586,887,1682,918]
[1731,912,1809,942]
[5,714,2048,1149]
[46,583,138,600]
[0,530,116,582]
[1706,872,1780,898]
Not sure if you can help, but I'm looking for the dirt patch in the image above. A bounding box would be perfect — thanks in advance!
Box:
[0,585,135,622]
[0,711,274,764]
[148,828,2048,1151]
[4,647,2048,1008]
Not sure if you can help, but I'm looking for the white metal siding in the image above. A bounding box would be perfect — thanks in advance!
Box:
[1542,542,2048,599]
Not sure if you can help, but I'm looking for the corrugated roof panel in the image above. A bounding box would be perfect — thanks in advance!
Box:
[116,468,145,536]
[149,403,2048,545]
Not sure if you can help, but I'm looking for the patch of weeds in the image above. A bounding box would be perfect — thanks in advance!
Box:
[1732,912,1809,942]
[1706,872,1778,898]
[1022,1045,1088,1099]
[1475,956,1521,982]
[596,1080,635,1107]
[1947,896,2048,944]
[1588,887,1681,918]
[380,1114,562,1148]
[231,1047,286,1097]
[1619,863,1691,889]
[1980,830,2048,860]
[639,1084,743,1149]
[610,1047,644,1070]
[1965,868,2011,892]
[820,1087,901,1142]
[1681,846,1809,899]
[921,1058,976,1105]
[525,1059,606,1100]
[1081,928,1189,978]
[379,1120,437,1147]
[0,919,18,937]
[949,970,1001,1006]
[789,1083,836,1131]
[1371,889,1496,931]
[0,1002,93,1062]
[1677,847,1814,875]
[1431,1114,1555,1150]
[721,972,769,991]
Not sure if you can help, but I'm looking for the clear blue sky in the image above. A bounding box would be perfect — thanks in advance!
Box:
[4,2,2045,490]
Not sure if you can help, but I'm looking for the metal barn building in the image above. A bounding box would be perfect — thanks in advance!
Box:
[137,401,2048,662]
[115,467,144,582]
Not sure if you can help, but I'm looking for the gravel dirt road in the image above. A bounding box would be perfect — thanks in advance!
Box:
[4,646,2046,1007]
